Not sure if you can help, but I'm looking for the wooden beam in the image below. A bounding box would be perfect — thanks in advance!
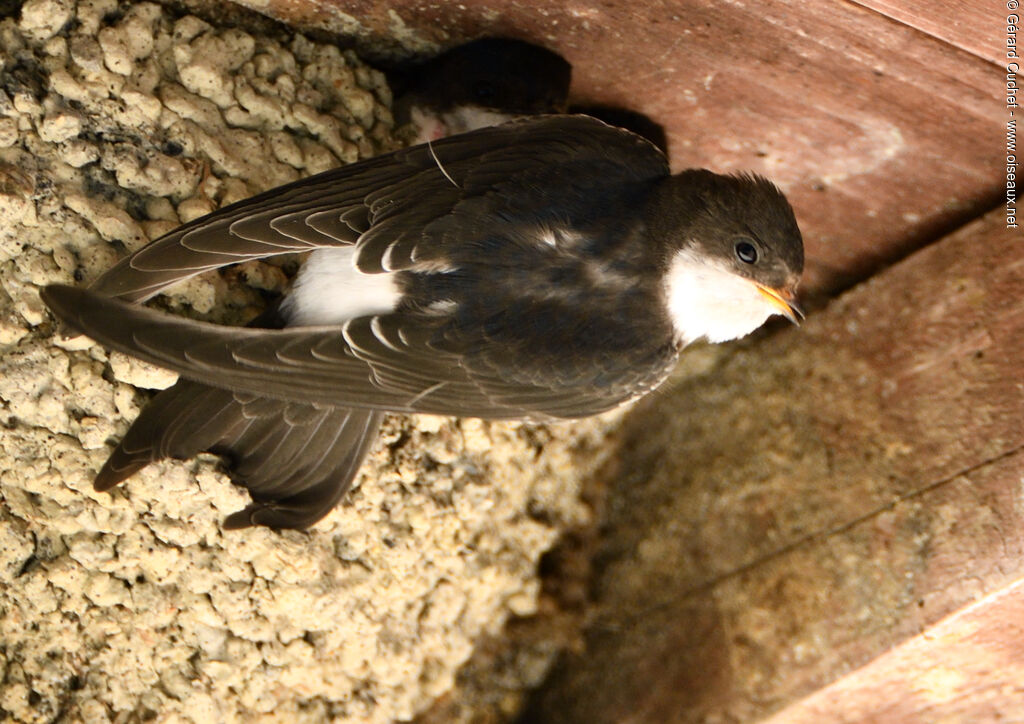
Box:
[765,578,1024,722]
[523,209,1024,722]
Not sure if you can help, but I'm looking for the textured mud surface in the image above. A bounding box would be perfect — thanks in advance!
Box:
[0,2,608,721]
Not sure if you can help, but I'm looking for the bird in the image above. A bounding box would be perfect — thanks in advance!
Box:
[387,37,669,154]
[387,37,572,144]
[41,115,804,530]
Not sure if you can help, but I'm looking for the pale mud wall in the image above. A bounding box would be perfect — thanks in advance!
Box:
[0,2,609,721]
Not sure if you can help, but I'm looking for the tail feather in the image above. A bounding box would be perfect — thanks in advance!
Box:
[96,377,382,529]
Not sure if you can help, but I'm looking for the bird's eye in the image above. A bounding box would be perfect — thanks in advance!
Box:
[735,240,758,264]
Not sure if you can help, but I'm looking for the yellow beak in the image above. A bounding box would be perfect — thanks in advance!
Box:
[756,284,805,325]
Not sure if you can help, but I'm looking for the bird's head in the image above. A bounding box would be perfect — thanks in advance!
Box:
[650,170,804,344]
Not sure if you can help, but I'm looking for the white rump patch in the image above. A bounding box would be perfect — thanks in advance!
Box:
[664,248,780,344]
[282,247,401,326]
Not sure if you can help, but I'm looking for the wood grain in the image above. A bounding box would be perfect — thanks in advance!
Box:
[523,208,1024,722]
[765,578,1024,722]
[849,0,1004,65]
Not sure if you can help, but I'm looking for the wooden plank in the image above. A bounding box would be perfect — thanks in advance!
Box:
[764,578,1024,723]
[848,0,1003,65]
[522,208,1024,722]
[232,0,1004,296]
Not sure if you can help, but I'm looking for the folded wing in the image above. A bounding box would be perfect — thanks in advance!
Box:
[43,284,674,420]
[89,115,667,301]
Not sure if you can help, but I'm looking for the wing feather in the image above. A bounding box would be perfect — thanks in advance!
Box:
[45,284,670,419]
[89,116,667,301]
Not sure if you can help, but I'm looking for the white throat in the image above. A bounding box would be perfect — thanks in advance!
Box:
[663,248,780,344]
